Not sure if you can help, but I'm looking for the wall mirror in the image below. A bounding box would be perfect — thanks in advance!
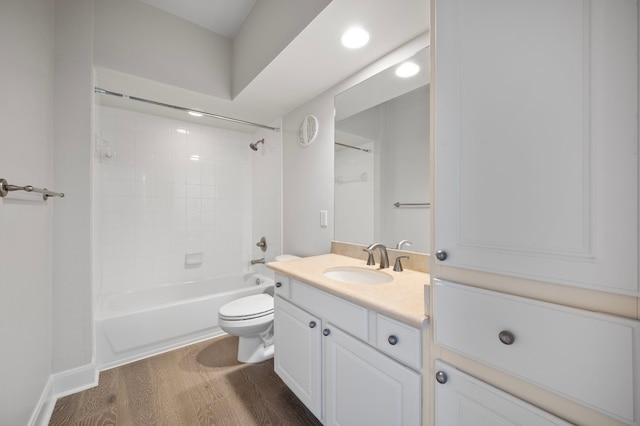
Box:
[334,48,430,253]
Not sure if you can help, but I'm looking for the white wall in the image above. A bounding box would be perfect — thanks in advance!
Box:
[94,0,231,99]
[53,0,95,375]
[95,107,253,299]
[231,0,331,98]
[282,35,429,255]
[283,94,336,256]
[0,1,54,424]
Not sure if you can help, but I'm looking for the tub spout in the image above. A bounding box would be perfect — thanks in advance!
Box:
[251,258,265,265]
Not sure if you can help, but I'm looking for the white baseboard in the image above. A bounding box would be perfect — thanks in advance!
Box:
[29,376,55,426]
[53,363,99,398]
[29,364,99,426]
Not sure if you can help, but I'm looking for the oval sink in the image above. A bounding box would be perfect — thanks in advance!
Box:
[323,267,393,285]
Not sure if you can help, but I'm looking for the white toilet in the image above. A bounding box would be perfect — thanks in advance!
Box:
[218,254,300,363]
[218,293,275,363]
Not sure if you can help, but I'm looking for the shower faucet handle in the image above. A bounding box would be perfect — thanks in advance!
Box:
[256,237,267,252]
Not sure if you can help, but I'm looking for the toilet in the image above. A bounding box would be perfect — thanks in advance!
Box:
[218,254,300,363]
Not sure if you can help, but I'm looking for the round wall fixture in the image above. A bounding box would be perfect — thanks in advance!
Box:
[298,115,319,146]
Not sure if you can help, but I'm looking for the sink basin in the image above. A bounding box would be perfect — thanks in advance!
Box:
[323,267,393,285]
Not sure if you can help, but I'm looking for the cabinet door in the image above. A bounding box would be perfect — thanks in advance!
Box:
[324,325,421,426]
[434,360,571,426]
[433,0,638,294]
[274,296,322,419]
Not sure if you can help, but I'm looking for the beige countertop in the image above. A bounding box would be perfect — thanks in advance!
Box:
[267,253,429,328]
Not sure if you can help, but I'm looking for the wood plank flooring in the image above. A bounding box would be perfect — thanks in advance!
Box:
[49,335,322,425]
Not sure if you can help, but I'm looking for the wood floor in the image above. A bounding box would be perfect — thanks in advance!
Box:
[49,335,322,425]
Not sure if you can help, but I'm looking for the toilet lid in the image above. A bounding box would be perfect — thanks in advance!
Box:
[219,294,274,320]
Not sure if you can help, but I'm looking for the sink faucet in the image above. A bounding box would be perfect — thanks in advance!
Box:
[366,243,389,269]
[396,239,412,250]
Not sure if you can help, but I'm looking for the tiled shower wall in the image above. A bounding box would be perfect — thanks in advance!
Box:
[95,106,253,296]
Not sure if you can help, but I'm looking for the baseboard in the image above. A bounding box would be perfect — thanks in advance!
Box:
[29,376,55,426]
[28,363,99,426]
[53,363,99,398]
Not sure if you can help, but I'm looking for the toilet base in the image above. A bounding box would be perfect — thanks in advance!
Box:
[237,336,274,363]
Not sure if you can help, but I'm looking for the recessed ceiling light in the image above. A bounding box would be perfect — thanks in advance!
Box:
[341,27,369,49]
[176,128,189,134]
[395,61,420,78]
[188,111,203,117]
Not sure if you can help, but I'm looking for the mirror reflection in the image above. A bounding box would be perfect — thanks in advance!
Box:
[334,48,430,253]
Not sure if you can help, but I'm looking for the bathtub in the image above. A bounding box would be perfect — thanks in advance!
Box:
[95,273,274,369]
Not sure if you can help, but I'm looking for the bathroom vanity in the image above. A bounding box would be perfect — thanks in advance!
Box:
[268,254,429,426]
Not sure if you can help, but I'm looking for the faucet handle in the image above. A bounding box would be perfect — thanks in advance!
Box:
[396,239,413,250]
[363,248,375,266]
[393,256,410,272]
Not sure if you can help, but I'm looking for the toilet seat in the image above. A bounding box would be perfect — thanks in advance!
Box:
[218,294,274,321]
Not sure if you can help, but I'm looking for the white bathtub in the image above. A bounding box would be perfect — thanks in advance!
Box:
[95,273,274,369]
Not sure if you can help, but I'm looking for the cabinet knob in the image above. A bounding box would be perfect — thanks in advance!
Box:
[309,321,316,328]
[275,282,282,288]
[435,250,448,261]
[322,328,331,336]
[435,371,448,384]
[388,335,399,345]
[498,330,515,345]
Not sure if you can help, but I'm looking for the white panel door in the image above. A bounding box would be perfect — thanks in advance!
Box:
[434,360,572,426]
[433,0,638,294]
[274,296,322,419]
[324,325,421,426]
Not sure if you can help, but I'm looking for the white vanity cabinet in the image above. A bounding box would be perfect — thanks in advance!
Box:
[324,326,421,426]
[434,279,640,425]
[273,273,423,426]
[433,0,639,295]
[434,360,571,426]
[274,295,322,418]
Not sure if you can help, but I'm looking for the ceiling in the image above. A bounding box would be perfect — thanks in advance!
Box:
[139,0,256,38]
[97,0,429,133]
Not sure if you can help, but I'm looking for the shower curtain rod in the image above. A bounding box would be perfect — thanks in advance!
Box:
[94,87,280,132]
[335,142,371,153]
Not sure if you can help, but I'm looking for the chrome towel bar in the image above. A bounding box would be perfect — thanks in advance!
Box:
[0,178,65,201]
[393,202,430,208]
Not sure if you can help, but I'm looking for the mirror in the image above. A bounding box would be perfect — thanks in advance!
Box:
[334,48,430,253]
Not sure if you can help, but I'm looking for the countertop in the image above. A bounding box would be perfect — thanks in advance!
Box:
[267,253,429,328]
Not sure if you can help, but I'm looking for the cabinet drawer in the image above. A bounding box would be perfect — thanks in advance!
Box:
[434,279,640,425]
[274,274,290,299]
[435,360,571,426]
[291,280,368,341]
[376,314,421,370]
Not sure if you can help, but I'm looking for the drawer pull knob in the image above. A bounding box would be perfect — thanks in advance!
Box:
[275,282,282,288]
[435,250,448,261]
[323,328,331,336]
[435,371,448,384]
[499,330,515,345]
[388,335,399,345]
[309,321,316,328]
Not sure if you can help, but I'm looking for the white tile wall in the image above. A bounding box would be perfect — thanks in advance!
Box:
[95,107,252,295]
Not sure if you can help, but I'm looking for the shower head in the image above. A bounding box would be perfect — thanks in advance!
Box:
[249,139,264,151]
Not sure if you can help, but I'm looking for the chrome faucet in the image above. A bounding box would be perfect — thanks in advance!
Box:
[396,239,413,250]
[366,243,389,269]
[250,258,265,265]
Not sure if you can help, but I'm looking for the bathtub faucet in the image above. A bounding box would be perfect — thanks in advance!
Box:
[251,258,265,265]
